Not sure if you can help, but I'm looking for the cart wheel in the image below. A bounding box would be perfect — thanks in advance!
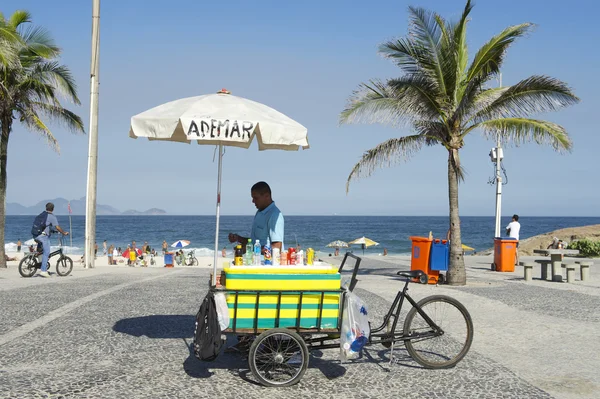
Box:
[419,274,428,284]
[403,295,473,369]
[248,328,309,387]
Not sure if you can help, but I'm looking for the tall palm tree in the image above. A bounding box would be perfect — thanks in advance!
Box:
[340,0,579,285]
[0,11,84,268]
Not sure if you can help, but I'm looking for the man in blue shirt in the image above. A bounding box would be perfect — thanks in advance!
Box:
[35,203,69,277]
[229,181,284,253]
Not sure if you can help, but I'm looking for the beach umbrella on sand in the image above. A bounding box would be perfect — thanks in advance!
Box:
[171,240,191,248]
[129,89,309,285]
[121,248,142,258]
[326,240,349,248]
[348,236,379,255]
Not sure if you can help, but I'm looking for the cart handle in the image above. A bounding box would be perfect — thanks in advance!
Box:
[337,252,362,292]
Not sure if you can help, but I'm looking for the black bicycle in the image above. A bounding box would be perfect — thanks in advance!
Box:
[18,234,73,277]
[215,253,474,387]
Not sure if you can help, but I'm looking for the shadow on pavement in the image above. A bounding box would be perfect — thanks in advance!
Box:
[113,314,194,339]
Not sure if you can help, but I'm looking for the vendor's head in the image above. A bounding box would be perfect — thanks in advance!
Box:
[251,181,272,211]
[512,214,519,221]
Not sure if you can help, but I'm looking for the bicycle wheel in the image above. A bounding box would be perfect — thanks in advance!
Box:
[56,256,73,276]
[403,295,473,369]
[18,256,38,277]
[248,328,309,387]
[191,257,199,266]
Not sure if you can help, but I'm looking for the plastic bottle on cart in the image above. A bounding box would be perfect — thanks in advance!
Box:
[281,250,288,265]
[296,250,304,265]
[273,248,280,266]
[264,238,272,265]
[234,245,243,266]
[245,239,253,265]
[253,239,261,265]
[288,247,296,265]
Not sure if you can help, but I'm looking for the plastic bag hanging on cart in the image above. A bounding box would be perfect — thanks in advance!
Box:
[214,292,230,330]
[340,291,370,360]
[193,291,223,361]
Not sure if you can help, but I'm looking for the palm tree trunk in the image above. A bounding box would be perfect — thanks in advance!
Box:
[0,116,11,268]
[446,148,466,285]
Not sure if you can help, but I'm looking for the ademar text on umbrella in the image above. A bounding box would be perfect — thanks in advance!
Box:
[187,118,255,140]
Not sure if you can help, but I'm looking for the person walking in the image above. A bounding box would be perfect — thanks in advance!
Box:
[17,239,21,252]
[32,203,69,277]
[103,240,107,256]
[506,214,521,265]
[108,244,114,265]
[162,240,168,255]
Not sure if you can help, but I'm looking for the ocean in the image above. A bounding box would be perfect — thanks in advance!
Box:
[4,215,600,257]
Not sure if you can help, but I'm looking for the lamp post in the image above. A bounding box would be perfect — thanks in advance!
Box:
[85,0,100,268]
[493,73,503,238]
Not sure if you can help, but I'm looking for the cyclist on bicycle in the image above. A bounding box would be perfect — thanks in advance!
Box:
[33,202,69,277]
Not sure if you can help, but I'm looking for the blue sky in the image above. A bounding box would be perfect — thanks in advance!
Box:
[3,0,599,216]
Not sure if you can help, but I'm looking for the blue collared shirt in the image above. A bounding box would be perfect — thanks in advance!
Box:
[251,201,284,248]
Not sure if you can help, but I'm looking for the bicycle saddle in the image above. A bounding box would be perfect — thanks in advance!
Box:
[397,270,425,279]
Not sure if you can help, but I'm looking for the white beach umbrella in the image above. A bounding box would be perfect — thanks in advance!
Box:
[129,89,309,285]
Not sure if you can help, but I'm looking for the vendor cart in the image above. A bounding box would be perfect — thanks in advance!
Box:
[209,253,474,387]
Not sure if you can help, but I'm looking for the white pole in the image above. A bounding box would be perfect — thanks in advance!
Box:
[494,73,503,238]
[85,0,100,268]
[212,144,223,286]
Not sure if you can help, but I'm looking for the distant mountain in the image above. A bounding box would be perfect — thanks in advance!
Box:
[121,208,167,216]
[6,197,166,216]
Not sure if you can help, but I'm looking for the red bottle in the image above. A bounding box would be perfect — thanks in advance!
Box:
[288,247,296,265]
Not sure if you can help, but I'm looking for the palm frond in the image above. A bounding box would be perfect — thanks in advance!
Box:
[413,120,449,145]
[466,23,533,82]
[378,38,427,75]
[28,61,81,104]
[475,117,572,151]
[19,25,60,59]
[7,10,31,28]
[407,6,447,95]
[451,0,473,101]
[346,135,425,193]
[472,76,580,122]
[341,76,445,127]
[18,108,60,152]
[30,101,85,133]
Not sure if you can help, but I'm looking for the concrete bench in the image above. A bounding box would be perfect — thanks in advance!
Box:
[534,259,552,280]
[519,261,535,281]
[575,261,593,281]
[561,262,577,283]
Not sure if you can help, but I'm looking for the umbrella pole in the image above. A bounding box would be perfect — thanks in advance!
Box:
[212,144,224,286]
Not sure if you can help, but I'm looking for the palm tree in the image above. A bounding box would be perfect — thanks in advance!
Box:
[340,0,579,285]
[0,11,84,268]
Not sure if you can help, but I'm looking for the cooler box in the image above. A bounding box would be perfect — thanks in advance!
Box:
[430,239,449,271]
[493,237,517,272]
[410,236,438,283]
[164,252,174,267]
[224,264,341,330]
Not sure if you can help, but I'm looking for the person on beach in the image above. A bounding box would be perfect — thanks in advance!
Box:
[228,181,284,254]
[142,242,148,254]
[103,240,107,256]
[222,247,226,257]
[32,202,69,278]
[94,242,98,258]
[506,214,521,265]
[117,247,122,256]
[335,246,340,256]
[129,247,137,266]
[17,239,21,252]
[113,246,118,265]
[162,240,168,254]
[5,254,17,261]
[108,244,114,265]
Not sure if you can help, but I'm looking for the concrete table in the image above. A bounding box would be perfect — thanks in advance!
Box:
[533,249,579,282]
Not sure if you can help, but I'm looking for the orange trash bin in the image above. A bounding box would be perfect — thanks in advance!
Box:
[493,237,517,272]
[410,236,438,284]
